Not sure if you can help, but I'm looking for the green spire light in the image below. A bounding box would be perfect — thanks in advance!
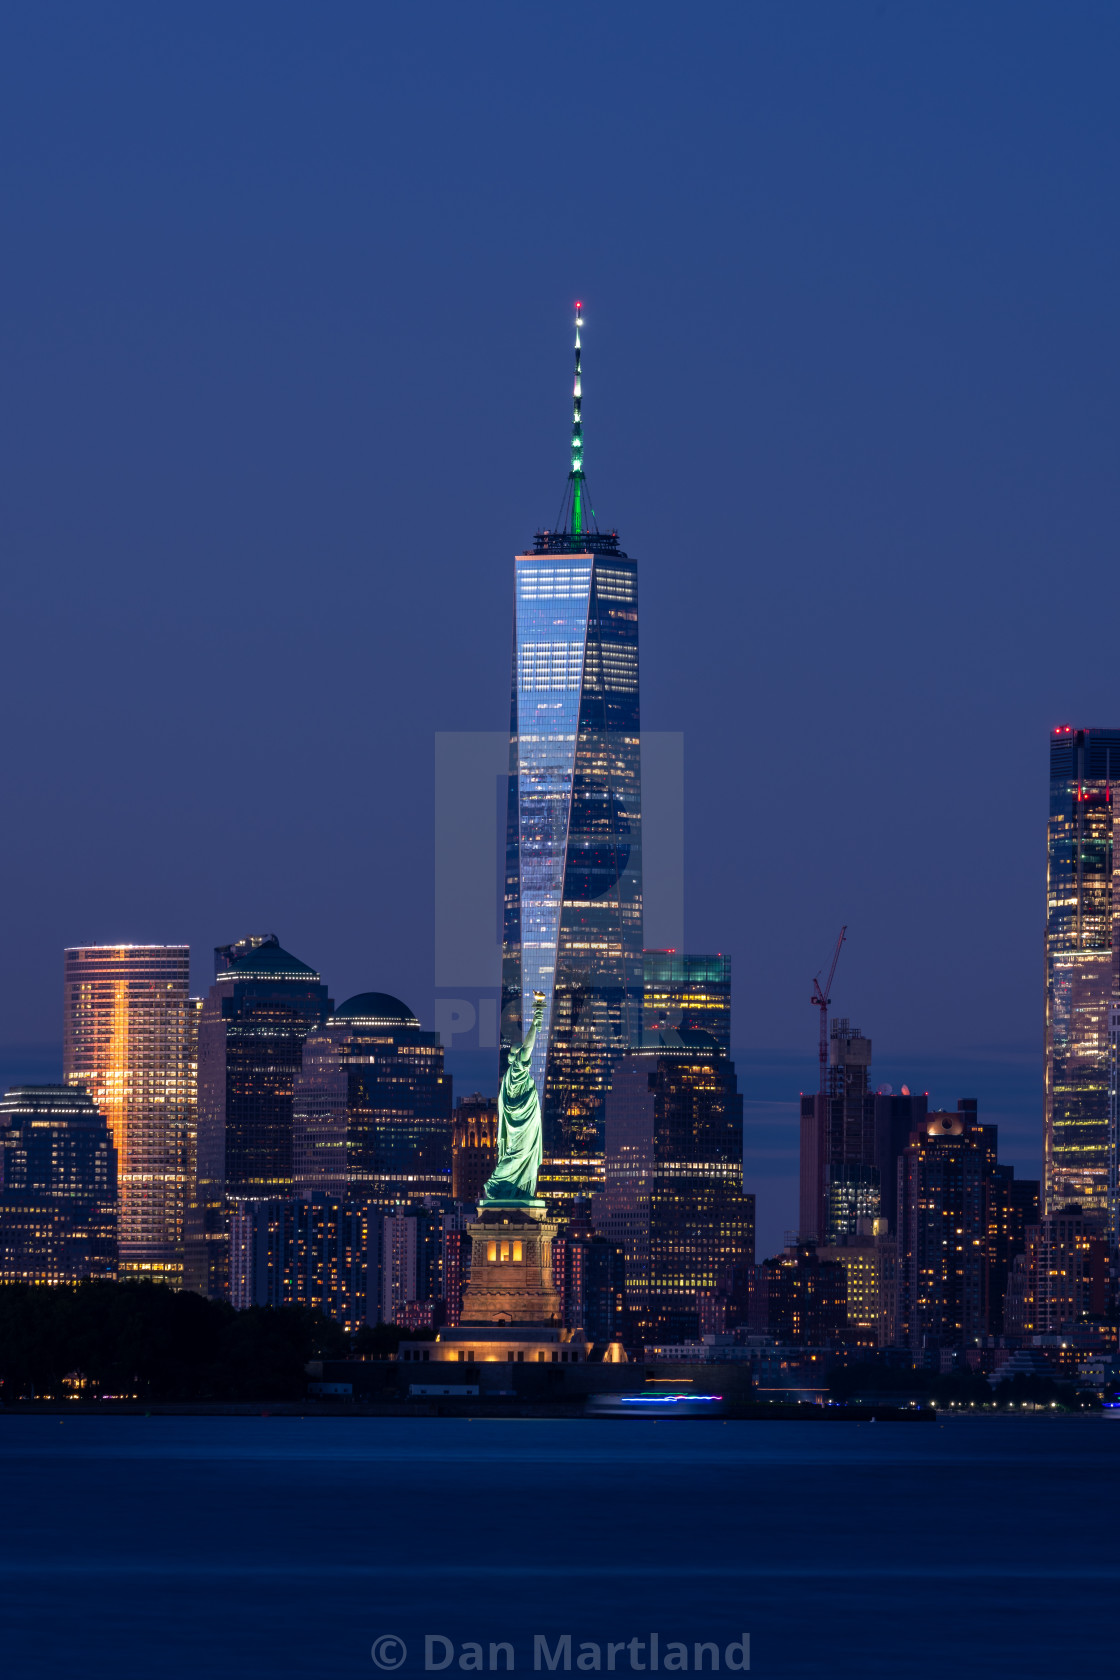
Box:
[570,301,584,536]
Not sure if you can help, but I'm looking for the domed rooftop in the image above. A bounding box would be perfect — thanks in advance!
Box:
[334,991,419,1026]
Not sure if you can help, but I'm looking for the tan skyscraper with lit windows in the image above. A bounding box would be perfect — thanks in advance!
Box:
[64,944,192,1284]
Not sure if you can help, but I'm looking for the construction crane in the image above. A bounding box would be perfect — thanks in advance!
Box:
[811,927,847,1097]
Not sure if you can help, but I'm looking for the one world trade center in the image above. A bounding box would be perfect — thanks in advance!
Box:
[500,305,644,1215]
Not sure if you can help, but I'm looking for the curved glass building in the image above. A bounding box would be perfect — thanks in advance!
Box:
[501,308,644,1213]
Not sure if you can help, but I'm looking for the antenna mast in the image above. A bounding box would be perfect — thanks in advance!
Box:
[569,301,585,536]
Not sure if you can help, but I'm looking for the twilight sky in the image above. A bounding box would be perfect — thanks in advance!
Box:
[2,3,1118,1234]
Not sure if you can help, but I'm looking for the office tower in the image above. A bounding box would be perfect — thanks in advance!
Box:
[799,1018,879,1243]
[985,1166,1040,1335]
[552,1200,627,1348]
[898,1107,986,1352]
[293,993,452,1206]
[0,1085,117,1283]
[229,1192,463,1331]
[191,936,331,1298]
[643,952,731,1056]
[898,1102,1039,1349]
[441,1209,469,1328]
[816,1217,896,1346]
[1006,1209,1109,1333]
[501,306,643,1215]
[1108,1002,1120,1248]
[184,995,202,1261]
[63,943,192,1284]
[451,1093,498,1206]
[897,1105,992,1353]
[873,1088,928,1231]
[379,1200,449,1326]
[753,1242,848,1344]
[1045,726,1120,1219]
[229,1193,376,1332]
[699,1259,755,1334]
[599,1033,754,1345]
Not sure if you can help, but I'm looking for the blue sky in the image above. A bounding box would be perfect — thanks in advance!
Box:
[1,4,1116,1237]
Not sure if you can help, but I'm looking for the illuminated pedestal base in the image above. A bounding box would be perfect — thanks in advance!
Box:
[459,1204,562,1326]
[398,1206,590,1371]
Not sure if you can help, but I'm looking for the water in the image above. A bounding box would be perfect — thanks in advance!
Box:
[1,1414,1114,1677]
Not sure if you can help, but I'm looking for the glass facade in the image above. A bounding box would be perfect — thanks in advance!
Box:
[191,936,331,1298]
[599,1042,754,1346]
[1109,1003,1120,1247]
[1044,726,1120,1216]
[502,535,644,1213]
[642,951,731,1055]
[63,944,191,1284]
[0,1084,118,1283]
[293,992,452,1207]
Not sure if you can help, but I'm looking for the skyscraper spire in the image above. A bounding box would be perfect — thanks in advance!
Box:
[539,299,617,554]
[570,301,585,537]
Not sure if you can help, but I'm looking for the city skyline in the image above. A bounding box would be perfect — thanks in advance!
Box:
[2,12,1117,1680]
[3,9,1116,1094]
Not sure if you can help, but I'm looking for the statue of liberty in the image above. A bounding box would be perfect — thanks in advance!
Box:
[482,991,545,1205]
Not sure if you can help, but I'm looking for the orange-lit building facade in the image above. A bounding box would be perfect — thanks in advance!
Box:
[451,1093,498,1205]
[64,944,192,1285]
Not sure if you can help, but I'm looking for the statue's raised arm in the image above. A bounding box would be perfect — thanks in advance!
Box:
[481,991,546,1206]
[520,991,545,1057]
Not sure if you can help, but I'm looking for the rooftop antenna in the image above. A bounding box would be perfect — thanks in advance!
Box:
[570,301,585,535]
[553,301,598,539]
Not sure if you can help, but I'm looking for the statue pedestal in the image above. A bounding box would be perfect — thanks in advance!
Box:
[458,1204,562,1327]
[399,1205,597,1375]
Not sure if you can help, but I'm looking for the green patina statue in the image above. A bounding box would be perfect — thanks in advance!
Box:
[482,990,546,1205]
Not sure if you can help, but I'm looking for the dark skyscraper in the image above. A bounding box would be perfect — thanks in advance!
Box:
[599,1030,753,1347]
[753,1242,848,1345]
[1045,726,1120,1219]
[898,1108,988,1353]
[0,1085,117,1283]
[501,307,643,1216]
[873,1088,929,1232]
[229,1192,375,1332]
[799,1018,878,1244]
[899,1102,1039,1350]
[984,1165,1040,1336]
[642,952,731,1056]
[1006,1208,1108,1334]
[293,992,452,1206]
[552,1201,627,1350]
[189,936,331,1297]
